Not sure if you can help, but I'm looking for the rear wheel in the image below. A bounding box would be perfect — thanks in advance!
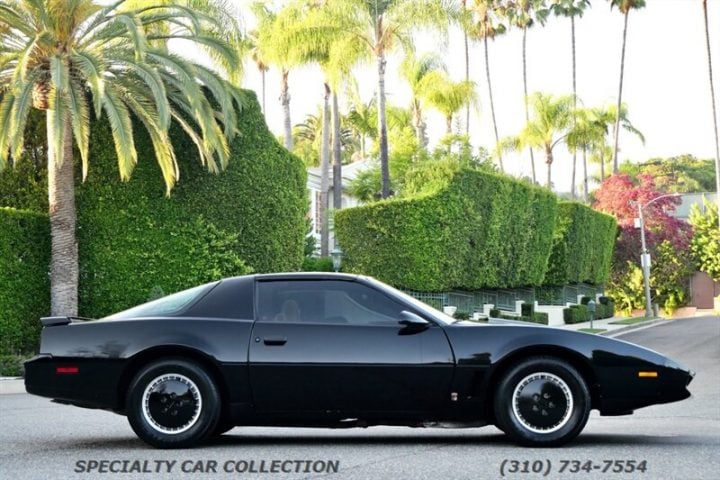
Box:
[212,420,236,436]
[126,358,220,448]
[493,357,590,447]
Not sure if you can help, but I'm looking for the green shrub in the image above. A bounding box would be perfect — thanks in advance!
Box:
[563,304,590,324]
[0,208,49,357]
[544,202,617,286]
[301,256,334,272]
[489,308,501,318]
[453,311,471,320]
[335,168,558,291]
[532,312,549,325]
[521,302,534,317]
[0,354,27,377]
[496,311,548,325]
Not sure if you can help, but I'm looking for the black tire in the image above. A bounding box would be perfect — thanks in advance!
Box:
[212,420,236,436]
[126,358,221,448]
[493,356,590,447]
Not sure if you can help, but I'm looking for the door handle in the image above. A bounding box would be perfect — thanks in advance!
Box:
[263,337,287,346]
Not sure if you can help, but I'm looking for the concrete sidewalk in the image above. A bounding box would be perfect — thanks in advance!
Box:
[559,315,667,336]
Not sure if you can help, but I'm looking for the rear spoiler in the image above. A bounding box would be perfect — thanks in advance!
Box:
[41,316,93,327]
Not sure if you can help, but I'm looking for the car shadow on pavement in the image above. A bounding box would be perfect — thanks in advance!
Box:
[62,432,717,451]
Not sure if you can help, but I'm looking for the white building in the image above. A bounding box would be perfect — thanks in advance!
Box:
[306,160,373,252]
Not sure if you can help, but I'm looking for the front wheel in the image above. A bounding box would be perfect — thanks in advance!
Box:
[493,357,590,447]
[126,358,221,448]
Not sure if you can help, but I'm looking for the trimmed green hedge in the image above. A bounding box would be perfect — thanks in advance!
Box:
[544,202,617,286]
[0,91,306,318]
[335,169,558,291]
[0,208,49,357]
[301,256,334,272]
[563,304,590,324]
[75,91,305,316]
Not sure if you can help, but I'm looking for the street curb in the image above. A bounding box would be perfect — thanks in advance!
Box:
[602,318,667,337]
[0,378,25,395]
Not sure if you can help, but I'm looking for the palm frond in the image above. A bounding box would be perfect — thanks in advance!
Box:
[101,84,137,180]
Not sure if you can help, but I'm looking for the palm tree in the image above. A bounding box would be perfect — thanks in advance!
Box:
[500,93,574,188]
[501,0,550,184]
[581,103,643,184]
[610,0,646,172]
[345,79,376,160]
[245,29,270,114]
[279,0,367,254]
[567,106,604,201]
[461,0,471,135]
[252,1,308,150]
[702,0,720,227]
[297,0,454,198]
[400,52,446,149]
[423,73,478,136]
[0,0,244,315]
[467,0,506,171]
[550,0,590,197]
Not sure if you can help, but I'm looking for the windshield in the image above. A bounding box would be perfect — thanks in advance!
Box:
[105,282,217,320]
[364,277,454,325]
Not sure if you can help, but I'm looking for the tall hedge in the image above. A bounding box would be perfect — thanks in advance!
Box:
[335,169,558,291]
[0,91,306,318]
[543,202,617,286]
[0,208,49,355]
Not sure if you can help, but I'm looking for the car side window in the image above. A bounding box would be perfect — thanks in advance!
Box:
[183,277,254,319]
[257,280,405,326]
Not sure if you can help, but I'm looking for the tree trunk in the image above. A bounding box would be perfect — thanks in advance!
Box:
[413,101,427,150]
[446,115,453,136]
[463,1,470,136]
[570,15,577,199]
[703,0,720,228]
[600,150,605,181]
[47,111,78,316]
[545,146,553,189]
[582,148,589,203]
[523,26,536,183]
[319,83,331,257]
[332,91,342,225]
[377,50,390,198]
[281,68,293,150]
[613,11,629,173]
[484,36,502,172]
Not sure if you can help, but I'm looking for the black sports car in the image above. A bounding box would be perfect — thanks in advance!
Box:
[25,273,694,448]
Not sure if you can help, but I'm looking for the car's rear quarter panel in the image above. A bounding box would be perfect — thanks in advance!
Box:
[25,317,253,412]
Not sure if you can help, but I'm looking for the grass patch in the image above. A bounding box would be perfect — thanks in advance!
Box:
[578,328,607,334]
[610,317,659,325]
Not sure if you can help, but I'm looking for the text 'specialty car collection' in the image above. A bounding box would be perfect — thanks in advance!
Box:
[25,273,694,448]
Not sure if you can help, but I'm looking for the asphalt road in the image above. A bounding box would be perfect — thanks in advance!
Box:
[1,316,718,480]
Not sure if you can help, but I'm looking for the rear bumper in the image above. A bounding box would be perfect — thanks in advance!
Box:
[24,355,124,411]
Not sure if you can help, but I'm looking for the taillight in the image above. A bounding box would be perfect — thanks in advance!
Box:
[56,366,79,374]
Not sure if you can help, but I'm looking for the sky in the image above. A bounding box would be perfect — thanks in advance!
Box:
[237,0,720,194]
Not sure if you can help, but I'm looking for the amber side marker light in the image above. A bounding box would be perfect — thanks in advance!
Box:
[638,371,658,378]
[56,367,79,374]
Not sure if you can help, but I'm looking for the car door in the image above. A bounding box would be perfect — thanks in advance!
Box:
[248,279,455,416]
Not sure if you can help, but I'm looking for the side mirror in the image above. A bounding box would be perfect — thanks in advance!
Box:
[399,310,430,328]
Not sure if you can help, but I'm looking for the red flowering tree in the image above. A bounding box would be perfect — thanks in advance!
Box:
[593,174,693,314]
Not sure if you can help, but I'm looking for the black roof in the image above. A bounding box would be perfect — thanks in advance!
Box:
[254,272,360,281]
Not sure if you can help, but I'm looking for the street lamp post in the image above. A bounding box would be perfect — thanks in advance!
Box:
[330,246,343,273]
[633,193,681,318]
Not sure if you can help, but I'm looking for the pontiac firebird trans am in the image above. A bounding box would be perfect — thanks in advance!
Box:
[25,273,694,448]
